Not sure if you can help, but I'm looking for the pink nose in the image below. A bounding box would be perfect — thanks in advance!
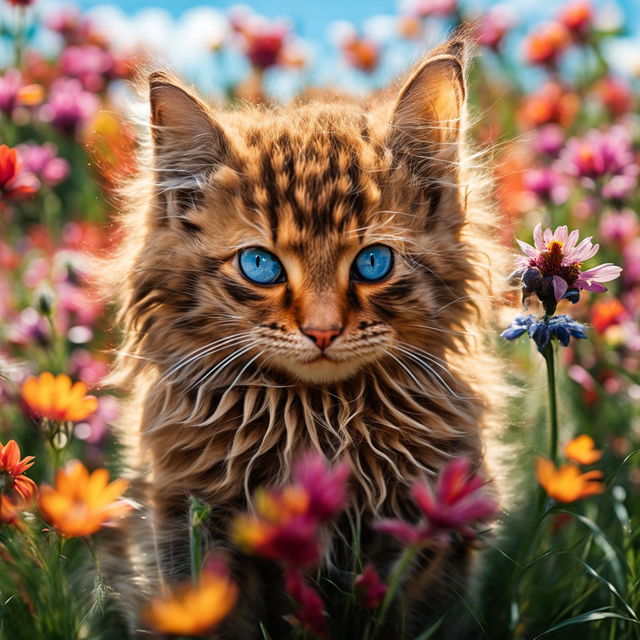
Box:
[302,326,342,350]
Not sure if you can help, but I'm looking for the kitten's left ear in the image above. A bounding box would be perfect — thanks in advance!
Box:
[388,40,467,181]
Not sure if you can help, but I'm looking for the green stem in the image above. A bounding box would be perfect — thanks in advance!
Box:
[542,341,559,465]
[374,545,419,636]
[188,496,211,584]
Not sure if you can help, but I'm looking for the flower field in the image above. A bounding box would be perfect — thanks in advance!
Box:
[0,0,639,638]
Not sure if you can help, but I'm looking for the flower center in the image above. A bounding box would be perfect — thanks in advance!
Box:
[534,241,581,284]
[0,470,13,495]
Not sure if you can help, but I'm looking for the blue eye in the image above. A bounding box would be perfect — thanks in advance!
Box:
[352,245,393,282]
[239,248,284,284]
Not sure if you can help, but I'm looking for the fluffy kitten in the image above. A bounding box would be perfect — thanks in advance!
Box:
[103,38,505,639]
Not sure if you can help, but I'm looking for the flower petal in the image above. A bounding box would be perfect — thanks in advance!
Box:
[552,275,568,301]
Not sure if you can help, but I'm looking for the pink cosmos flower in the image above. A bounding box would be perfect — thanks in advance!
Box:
[523,168,569,205]
[374,458,497,545]
[39,78,100,136]
[517,223,623,302]
[18,143,70,187]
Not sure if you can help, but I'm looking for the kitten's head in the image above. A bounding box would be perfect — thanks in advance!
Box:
[123,40,488,387]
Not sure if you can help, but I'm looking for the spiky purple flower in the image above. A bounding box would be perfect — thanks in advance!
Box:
[501,314,588,352]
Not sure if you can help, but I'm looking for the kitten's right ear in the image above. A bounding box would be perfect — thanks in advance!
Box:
[149,72,228,217]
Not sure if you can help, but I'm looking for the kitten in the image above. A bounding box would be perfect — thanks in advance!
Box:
[103,38,505,639]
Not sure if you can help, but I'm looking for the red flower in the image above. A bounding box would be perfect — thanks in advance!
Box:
[354,564,387,609]
[558,1,593,38]
[0,145,39,200]
[375,458,497,545]
[285,570,328,638]
[0,440,37,524]
[524,22,570,66]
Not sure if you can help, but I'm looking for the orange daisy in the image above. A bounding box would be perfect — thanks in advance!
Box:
[39,461,130,537]
[0,440,37,502]
[21,372,98,422]
[564,435,602,465]
[145,566,238,636]
[536,457,604,503]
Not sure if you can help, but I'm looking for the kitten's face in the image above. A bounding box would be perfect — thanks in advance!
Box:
[144,47,467,386]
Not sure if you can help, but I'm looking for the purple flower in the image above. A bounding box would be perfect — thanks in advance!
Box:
[515,224,622,314]
[354,564,387,609]
[599,209,639,247]
[374,458,497,545]
[60,45,114,92]
[559,127,639,200]
[0,69,22,115]
[39,78,99,135]
[18,143,69,187]
[523,167,569,204]
[535,124,565,157]
[501,314,588,352]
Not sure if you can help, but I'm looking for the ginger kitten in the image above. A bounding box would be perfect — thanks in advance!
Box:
[104,38,505,638]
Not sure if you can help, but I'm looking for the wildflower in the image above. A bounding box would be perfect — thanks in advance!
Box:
[285,570,328,638]
[524,22,570,66]
[375,458,497,545]
[0,144,39,200]
[534,124,565,157]
[478,6,513,52]
[564,435,602,465]
[594,75,635,117]
[536,457,604,502]
[406,0,457,18]
[39,78,100,135]
[0,496,20,525]
[590,299,626,334]
[39,461,130,537]
[0,440,37,503]
[292,451,350,523]
[145,562,238,636]
[559,127,639,200]
[232,453,349,568]
[21,372,98,422]
[520,82,579,128]
[523,168,569,205]
[558,1,593,38]
[232,485,320,567]
[599,209,639,248]
[0,69,43,115]
[354,564,387,609]
[514,223,622,311]
[500,314,588,352]
[18,143,70,187]
[342,37,380,73]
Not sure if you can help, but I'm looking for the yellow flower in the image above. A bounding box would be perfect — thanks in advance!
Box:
[536,457,604,503]
[39,461,130,537]
[145,568,238,636]
[564,434,602,465]
[21,372,98,422]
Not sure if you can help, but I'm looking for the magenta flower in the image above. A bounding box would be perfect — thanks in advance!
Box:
[478,6,513,52]
[559,127,639,200]
[39,78,99,135]
[516,223,623,305]
[523,168,569,205]
[292,452,350,523]
[18,143,70,187]
[60,45,114,92]
[374,458,497,545]
[599,209,639,248]
[285,570,328,638]
[535,124,565,157]
[0,69,22,115]
[354,564,387,609]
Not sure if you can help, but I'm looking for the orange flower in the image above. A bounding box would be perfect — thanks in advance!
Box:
[0,144,39,200]
[21,372,98,422]
[0,496,20,525]
[590,299,626,334]
[559,1,592,35]
[536,457,604,502]
[519,82,579,128]
[525,22,570,66]
[564,435,602,465]
[0,440,37,502]
[145,566,238,636]
[39,461,130,537]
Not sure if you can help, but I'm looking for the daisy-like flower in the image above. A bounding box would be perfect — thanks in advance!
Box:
[145,561,238,636]
[21,372,98,423]
[0,440,37,524]
[39,461,130,537]
[564,435,602,465]
[536,458,604,502]
[515,223,622,314]
[374,458,497,545]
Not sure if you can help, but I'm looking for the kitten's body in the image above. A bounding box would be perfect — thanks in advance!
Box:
[103,40,506,638]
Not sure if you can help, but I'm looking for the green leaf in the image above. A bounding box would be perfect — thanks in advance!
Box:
[413,617,444,640]
[260,622,273,640]
[533,610,639,639]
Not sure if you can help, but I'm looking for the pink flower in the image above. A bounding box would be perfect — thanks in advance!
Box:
[516,223,623,303]
[599,209,639,248]
[405,0,457,18]
[523,168,569,205]
[285,570,328,638]
[374,458,497,545]
[478,6,513,52]
[39,78,99,135]
[534,124,565,157]
[18,143,69,187]
[354,564,387,609]
[292,452,350,523]
[60,45,114,92]
[559,127,639,200]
